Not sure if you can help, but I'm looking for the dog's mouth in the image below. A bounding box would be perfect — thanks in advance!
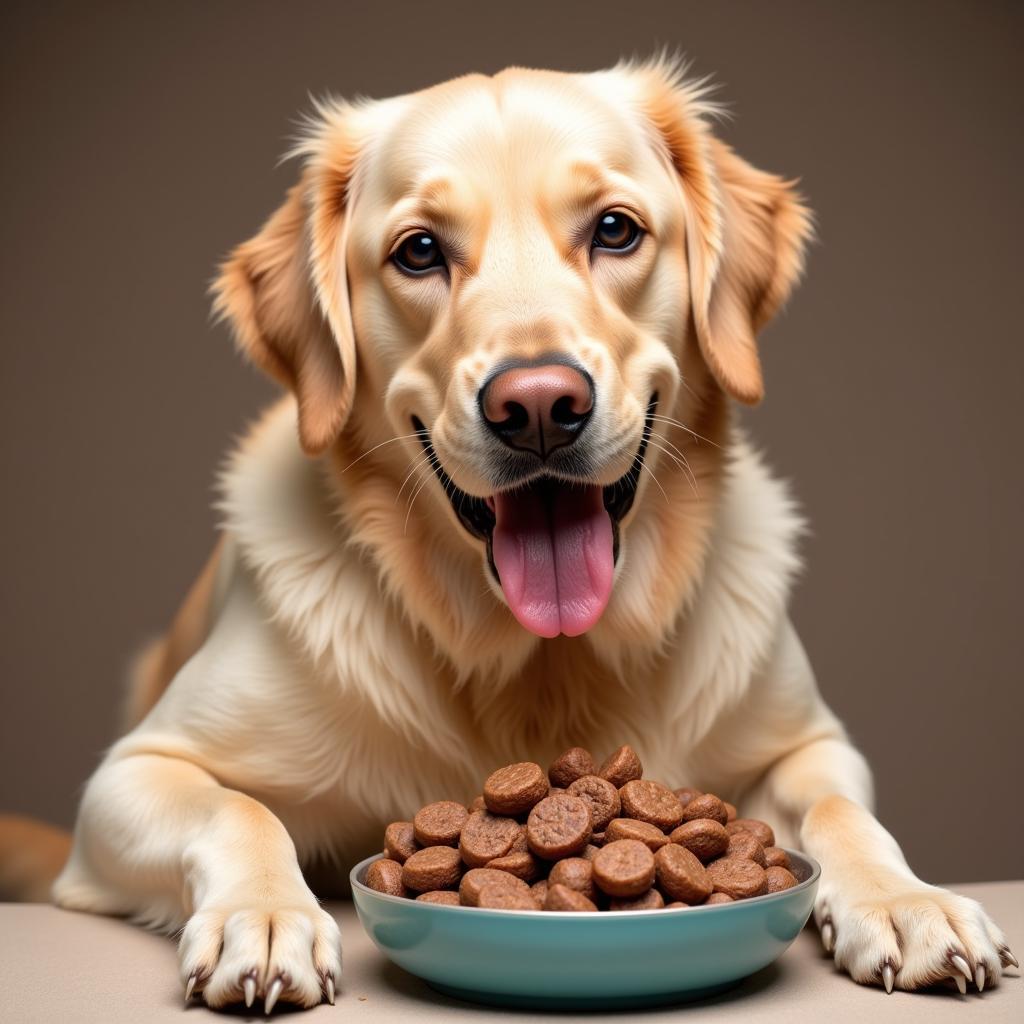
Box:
[411,396,656,639]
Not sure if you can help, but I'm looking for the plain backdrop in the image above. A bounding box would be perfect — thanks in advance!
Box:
[1,0,1021,883]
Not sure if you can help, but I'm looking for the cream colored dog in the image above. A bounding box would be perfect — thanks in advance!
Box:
[41,58,1013,1011]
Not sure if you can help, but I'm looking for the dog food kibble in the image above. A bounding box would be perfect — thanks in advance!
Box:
[367,746,798,912]
[548,747,597,788]
[526,794,593,859]
[669,819,730,862]
[592,839,656,898]
[707,857,768,899]
[413,801,469,846]
[599,744,644,787]
[365,858,406,896]
[416,890,460,905]
[401,846,463,892]
[545,883,598,911]
[459,809,521,867]
[484,762,549,816]
[566,775,621,831]
[384,821,417,863]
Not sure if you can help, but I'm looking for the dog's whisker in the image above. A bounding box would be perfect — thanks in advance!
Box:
[396,451,436,503]
[637,459,670,505]
[404,464,438,534]
[648,414,720,448]
[339,432,422,474]
[646,438,699,497]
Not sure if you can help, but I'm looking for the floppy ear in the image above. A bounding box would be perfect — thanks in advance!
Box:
[212,156,357,455]
[638,68,813,404]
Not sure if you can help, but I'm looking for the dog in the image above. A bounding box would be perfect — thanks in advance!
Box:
[6,57,1011,1011]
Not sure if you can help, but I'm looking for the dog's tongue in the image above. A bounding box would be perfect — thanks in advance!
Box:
[491,484,614,638]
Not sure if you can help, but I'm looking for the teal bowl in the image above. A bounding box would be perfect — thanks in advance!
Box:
[350,849,819,1009]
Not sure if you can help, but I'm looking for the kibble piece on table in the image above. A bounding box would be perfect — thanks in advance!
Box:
[679,793,728,826]
[566,775,621,831]
[413,801,469,847]
[609,889,665,911]
[544,883,598,912]
[599,744,643,787]
[654,844,713,904]
[416,890,460,905]
[401,846,464,892]
[548,747,596,788]
[669,819,729,862]
[619,780,685,830]
[365,858,406,897]
[526,794,592,860]
[707,857,768,899]
[460,868,530,907]
[605,818,670,851]
[384,821,417,863]
[483,762,549,816]
[459,809,521,868]
[592,839,656,898]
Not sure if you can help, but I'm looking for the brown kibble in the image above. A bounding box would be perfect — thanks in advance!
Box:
[477,883,540,910]
[723,801,738,822]
[606,818,670,851]
[468,795,487,812]
[728,818,775,848]
[724,830,767,866]
[365,858,406,897]
[609,888,665,911]
[592,839,656,898]
[544,883,598,912]
[619,779,685,830]
[673,787,703,807]
[384,822,417,864]
[413,801,469,847]
[679,793,728,826]
[654,844,713,904]
[707,857,767,899]
[764,866,799,893]
[530,879,548,904]
[459,868,530,907]
[764,846,791,869]
[548,747,597,788]
[567,775,621,831]
[591,831,606,847]
[510,827,529,853]
[580,844,601,862]
[401,846,462,892]
[483,762,549,816]
[459,809,521,868]
[705,891,735,905]
[548,786,566,796]
[668,819,730,862]
[526,794,592,860]
[548,857,597,902]
[485,850,543,882]
[415,890,460,905]
[664,901,689,909]
[599,745,643,787]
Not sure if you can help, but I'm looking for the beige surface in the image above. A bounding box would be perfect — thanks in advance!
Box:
[1,882,1021,1023]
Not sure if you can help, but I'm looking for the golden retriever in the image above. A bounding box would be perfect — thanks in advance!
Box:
[13,57,1012,1011]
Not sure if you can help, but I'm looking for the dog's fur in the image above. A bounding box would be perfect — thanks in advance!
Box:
[12,58,1008,1009]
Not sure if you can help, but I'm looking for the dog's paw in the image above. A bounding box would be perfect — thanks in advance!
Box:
[815,877,1017,994]
[178,901,341,1012]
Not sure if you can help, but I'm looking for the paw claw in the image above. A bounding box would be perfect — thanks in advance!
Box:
[184,971,199,1004]
[264,976,284,1015]
[882,961,895,994]
[975,963,986,993]
[1000,946,1019,969]
[949,953,972,981]
[243,972,257,1008]
[954,974,967,995]
[325,974,336,1005]
[821,919,835,954]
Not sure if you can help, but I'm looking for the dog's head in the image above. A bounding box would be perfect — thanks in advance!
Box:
[214,58,811,646]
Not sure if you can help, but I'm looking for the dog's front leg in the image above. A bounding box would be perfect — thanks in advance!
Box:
[744,735,1015,994]
[53,752,340,1012]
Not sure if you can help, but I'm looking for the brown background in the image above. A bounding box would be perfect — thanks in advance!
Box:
[1,0,1021,883]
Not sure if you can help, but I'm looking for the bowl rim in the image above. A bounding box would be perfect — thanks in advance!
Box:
[349,847,820,919]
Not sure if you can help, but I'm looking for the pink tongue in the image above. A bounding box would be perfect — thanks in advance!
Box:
[491,484,614,638]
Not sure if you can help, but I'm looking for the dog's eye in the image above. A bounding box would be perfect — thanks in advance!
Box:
[393,233,445,274]
[593,211,641,252]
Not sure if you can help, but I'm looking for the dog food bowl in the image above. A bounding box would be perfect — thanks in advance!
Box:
[350,849,819,1009]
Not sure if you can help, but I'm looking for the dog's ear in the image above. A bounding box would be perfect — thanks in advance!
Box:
[636,65,813,403]
[212,128,359,455]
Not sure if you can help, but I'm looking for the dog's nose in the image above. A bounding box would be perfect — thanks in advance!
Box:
[480,363,594,457]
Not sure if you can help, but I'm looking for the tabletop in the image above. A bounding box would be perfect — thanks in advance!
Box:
[1,881,1020,1023]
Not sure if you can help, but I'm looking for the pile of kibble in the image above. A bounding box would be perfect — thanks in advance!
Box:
[363,745,799,911]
